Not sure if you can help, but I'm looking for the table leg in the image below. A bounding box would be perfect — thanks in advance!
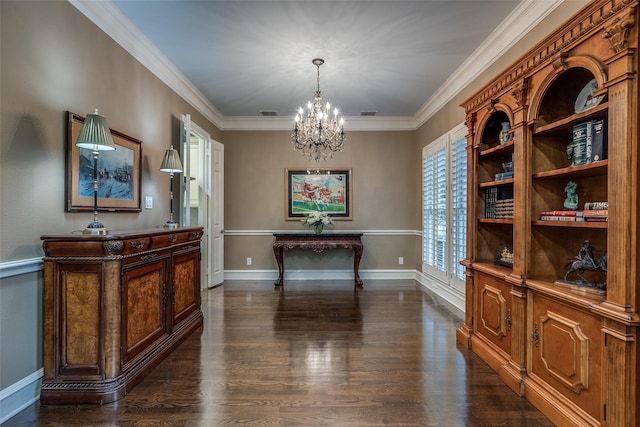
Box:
[273,245,284,287]
[354,244,363,288]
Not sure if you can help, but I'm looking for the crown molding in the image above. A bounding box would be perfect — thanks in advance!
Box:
[70,0,563,132]
[412,0,563,128]
[68,0,225,128]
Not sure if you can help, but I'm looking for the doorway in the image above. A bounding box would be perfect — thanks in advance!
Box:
[180,114,224,288]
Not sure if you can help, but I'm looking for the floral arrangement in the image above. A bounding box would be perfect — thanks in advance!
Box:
[301,211,333,234]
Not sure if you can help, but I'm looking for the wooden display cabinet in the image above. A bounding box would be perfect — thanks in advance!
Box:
[457,1,639,426]
[41,227,204,404]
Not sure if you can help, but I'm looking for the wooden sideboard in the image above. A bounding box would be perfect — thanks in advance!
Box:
[40,227,204,404]
[272,233,364,288]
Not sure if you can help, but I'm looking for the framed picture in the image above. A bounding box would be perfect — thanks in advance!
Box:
[285,168,352,220]
[66,111,142,212]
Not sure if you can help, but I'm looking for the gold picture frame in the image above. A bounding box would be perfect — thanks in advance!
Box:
[66,111,142,212]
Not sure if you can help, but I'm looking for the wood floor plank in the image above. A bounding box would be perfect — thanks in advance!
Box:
[5,280,554,426]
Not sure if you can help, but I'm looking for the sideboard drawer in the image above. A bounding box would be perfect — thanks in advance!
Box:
[151,232,189,249]
[122,249,170,267]
[122,237,152,255]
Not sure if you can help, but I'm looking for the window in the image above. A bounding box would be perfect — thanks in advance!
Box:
[422,124,467,291]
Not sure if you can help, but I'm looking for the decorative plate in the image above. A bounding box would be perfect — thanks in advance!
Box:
[574,79,604,113]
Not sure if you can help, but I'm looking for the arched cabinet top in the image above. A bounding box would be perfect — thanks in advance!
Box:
[470,103,515,151]
[528,55,608,126]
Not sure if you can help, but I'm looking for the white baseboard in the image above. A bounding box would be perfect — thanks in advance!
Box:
[0,369,43,425]
[223,269,417,282]
[415,271,465,312]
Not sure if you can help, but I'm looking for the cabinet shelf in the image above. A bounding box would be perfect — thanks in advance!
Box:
[533,102,608,136]
[532,220,607,229]
[526,279,606,305]
[479,178,514,187]
[471,261,513,277]
[479,218,513,225]
[479,139,514,157]
[532,160,608,180]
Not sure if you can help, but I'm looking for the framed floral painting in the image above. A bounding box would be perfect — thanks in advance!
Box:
[285,168,352,220]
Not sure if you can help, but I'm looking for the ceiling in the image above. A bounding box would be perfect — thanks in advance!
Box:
[75,1,563,130]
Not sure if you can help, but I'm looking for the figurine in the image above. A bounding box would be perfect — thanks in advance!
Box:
[499,122,512,145]
[563,180,578,210]
[563,240,607,289]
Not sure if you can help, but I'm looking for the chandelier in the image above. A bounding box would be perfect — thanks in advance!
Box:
[292,58,346,162]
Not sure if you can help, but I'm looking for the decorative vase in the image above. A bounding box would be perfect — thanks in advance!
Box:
[314,223,323,234]
[499,122,512,145]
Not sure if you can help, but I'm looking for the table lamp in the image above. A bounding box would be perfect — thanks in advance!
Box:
[75,109,116,235]
[159,145,183,228]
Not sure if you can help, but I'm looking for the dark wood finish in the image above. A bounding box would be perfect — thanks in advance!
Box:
[272,233,364,288]
[459,1,639,426]
[40,227,204,404]
[5,280,554,426]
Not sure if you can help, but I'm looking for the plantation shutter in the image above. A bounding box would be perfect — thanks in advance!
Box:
[423,147,447,272]
[451,136,467,280]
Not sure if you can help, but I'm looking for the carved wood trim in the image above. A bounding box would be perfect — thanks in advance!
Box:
[462,0,635,112]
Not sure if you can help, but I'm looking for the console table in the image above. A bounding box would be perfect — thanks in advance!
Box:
[272,233,364,288]
[41,227,203,404]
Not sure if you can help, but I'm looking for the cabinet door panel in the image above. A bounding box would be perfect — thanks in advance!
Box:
[56,263,103,378]
[122,258,169,365]
[530,293,602,420]
[172,249,200,327]
[475,272,511,354]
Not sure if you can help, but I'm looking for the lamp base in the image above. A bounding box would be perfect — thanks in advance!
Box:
[164,220,179,229]
[83,221,108,235]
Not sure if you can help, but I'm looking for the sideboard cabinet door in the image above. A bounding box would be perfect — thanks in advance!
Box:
[171,244,201,329]
[122,256,171,367]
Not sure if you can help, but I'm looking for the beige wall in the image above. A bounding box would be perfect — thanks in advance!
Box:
[222,130,419,271]
[0,1,220,263]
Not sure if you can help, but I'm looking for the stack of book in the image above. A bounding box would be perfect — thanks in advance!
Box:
[494,158,514,181]
[485,186,513,219]
[539,210,584,221]
[495,198,514,219]
[570,118,608,166]
[583,201,608,222]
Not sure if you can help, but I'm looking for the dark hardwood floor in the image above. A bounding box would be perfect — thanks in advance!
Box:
[5,280,554,426]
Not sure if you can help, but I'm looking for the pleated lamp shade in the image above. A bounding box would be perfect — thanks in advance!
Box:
[160,146,183,173]
[76,109,116,151]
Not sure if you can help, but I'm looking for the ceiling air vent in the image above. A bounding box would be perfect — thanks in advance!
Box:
[260,111,277,116]
[360,111,377,116]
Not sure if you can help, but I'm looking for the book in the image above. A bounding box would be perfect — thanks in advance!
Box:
[583,209,608,217]
[585,217,608,222]
[494,171,514,181]
[540,215,577,221]
[590,117,607,162]
[584,201,608,210]
[539,210,583,217]
[571,122,589,166]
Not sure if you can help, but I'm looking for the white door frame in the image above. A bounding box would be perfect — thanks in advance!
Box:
[180,114,224,288]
